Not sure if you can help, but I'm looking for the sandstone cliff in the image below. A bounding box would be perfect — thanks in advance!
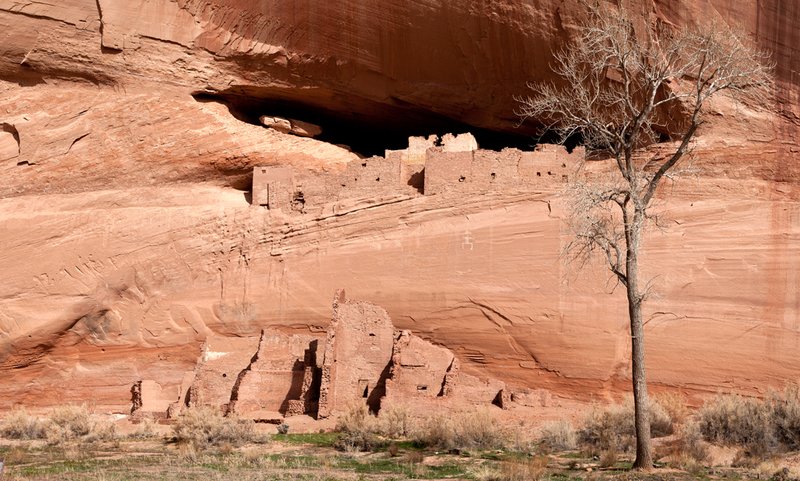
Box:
[0,0,799,413]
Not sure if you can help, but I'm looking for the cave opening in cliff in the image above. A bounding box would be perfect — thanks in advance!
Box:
[192,90,542,158]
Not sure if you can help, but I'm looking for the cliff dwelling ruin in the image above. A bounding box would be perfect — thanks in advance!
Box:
[252,133,583,212]
[130,290,527,422]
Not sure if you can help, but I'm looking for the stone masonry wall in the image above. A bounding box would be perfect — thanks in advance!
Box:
[253,133,583,213]
[133,291,514,421]
[384,330,455,399]
[423,144,584,195]
[232,330,320,417]
[317,290,396,416]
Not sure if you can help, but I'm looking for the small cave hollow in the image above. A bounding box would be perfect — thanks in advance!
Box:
[192,91,539,158]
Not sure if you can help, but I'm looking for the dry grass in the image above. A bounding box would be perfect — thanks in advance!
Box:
[655,419,709,470]
[497,455,549,481]
[599,445,618,468]
[333,404,511,452]
[127,419,158,440]
[698,385,800,458]
[676,421,709,462]
[44,405,94,445]
[578,397,674,454]
[172,406,257,450]
[470,456,549,481]
[333,403,385,452]
[537,420,577,452]
[770,383,800,450]
[413,408,509,451]
[654,391,690,426]
[377,404,413,438]
[334,403,374,434]
[0,405,112,445]
[0,409,48,440]
[697,394,775,457]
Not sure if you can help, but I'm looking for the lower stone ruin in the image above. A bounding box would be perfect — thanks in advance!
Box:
[131,290,513,421]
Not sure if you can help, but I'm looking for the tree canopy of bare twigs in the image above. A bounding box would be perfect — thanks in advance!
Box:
[516,1,773,470]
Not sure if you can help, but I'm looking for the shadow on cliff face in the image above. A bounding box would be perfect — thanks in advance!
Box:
[192,88,539,158]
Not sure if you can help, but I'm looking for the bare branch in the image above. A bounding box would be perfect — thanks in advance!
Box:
[517,3,774,469]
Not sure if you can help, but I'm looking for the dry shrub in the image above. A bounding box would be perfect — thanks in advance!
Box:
[697,385,800,459]
[83,420,118,443]
[538,420,577,452]
[676,421,709,463]
[0,409,47,440]
[697,394,775,458]
[335,403,375,434]
[656,420,709,468]
[378,404,413,438]
[413,408,508,451]
[413,413,456,449]
[405,450,424,464]
[45,405,93,444]
[128,420,157,440]
[468,458,549,481]
[754,461,800,481]
[3,405,121,445]
[497,455,549,481]
[654,392,690,426]
[333,403,385,452]
[455,408,508,450]
[334,430,385,452]
[769,384,800,450]
[172,406,256,450]
[578,397,674,453]
[599,446,618,468]
[468,464,502,481]
[648,400,675,437]
[332,403,420,451]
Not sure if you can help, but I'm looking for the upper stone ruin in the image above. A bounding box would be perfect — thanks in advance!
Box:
[251,133,584,213]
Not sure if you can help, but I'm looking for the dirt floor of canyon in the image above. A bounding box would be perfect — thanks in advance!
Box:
[1,430,799,481]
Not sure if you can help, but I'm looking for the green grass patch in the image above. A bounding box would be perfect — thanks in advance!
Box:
[18,459,106,476]
[273,432,340,447]
[328,455,467,479]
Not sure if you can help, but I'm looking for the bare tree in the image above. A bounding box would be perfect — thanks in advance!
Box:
[516,2,773,470]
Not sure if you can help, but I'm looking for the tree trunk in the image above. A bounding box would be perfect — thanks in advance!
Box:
[625,216,653,470]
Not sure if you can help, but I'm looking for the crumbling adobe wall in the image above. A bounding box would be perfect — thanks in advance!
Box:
[252,134,583,211]
[232,330,321,417]
[316,290,511,417]
[187,335,262,412]
[336,156,401,195]
[318,290,396,417]
[136,291,515,421]
[440,132,479,152]
[385,330,455,398]
[252,166,295,208]
[130,380,179,420]
[385,135,437,165]
[422,150,474,195]
[518,144,585,184]
[424,143,583,195]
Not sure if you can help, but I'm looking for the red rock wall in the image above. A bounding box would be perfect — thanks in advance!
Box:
[1,0,796,133]
[0,0,799,413]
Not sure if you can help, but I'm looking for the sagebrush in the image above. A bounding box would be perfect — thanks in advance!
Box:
[538,420,577,452]
[172,406,257,449]
[579,397,674,453]
[697,386,800,458]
